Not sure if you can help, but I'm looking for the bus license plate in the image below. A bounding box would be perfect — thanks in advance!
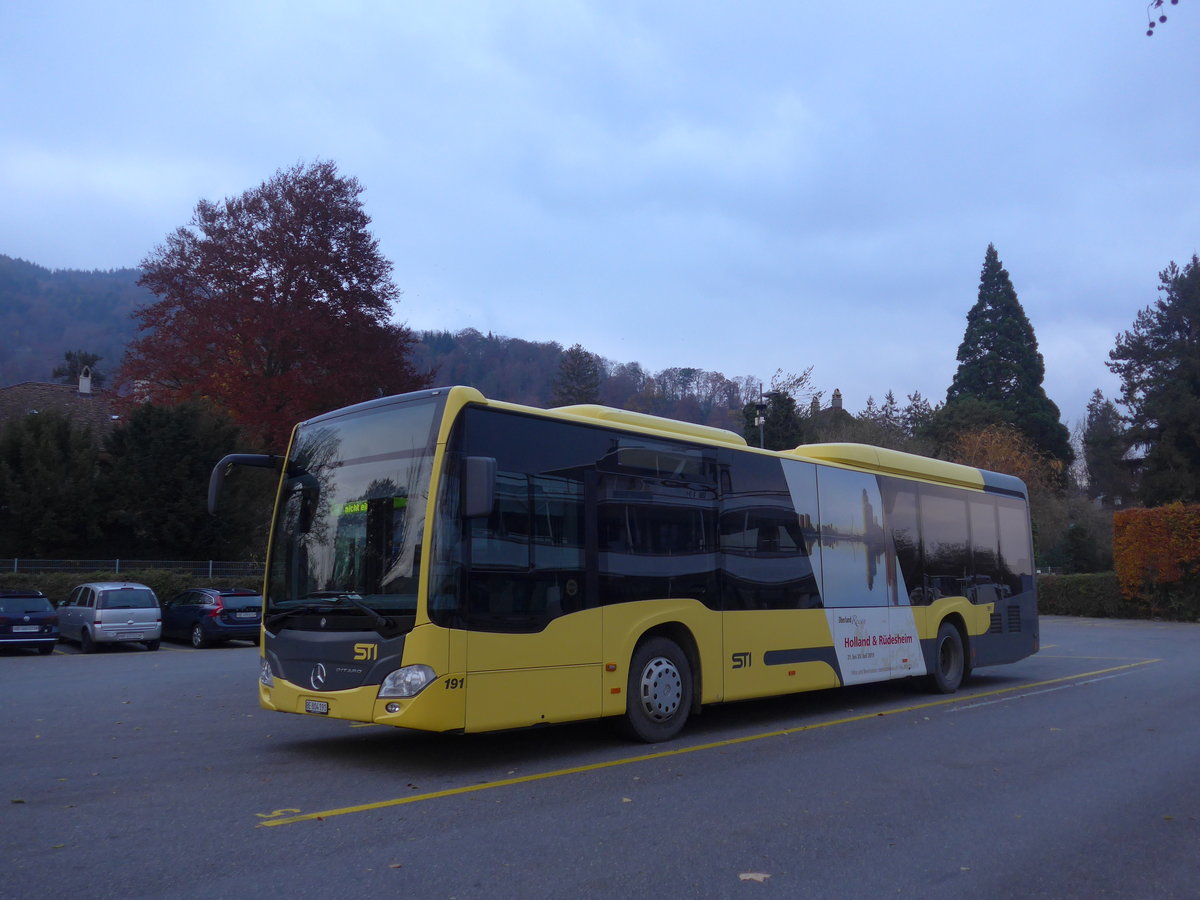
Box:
[305,700,330,715]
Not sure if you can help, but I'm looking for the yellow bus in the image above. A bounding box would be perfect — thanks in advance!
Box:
[211,386,1038,742]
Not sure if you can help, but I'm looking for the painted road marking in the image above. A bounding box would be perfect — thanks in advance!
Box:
[255,658,1160,828]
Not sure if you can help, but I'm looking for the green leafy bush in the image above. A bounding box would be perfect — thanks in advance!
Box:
[0,570,261,606]
[1032,569,1199,621]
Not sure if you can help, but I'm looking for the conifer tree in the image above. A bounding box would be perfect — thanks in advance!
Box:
[52,350,106,388]
[902,391,935,439]
[1107,254,1200,504]
[551,344,603,406]
[1082,389,1131,505]
[944,244,1073,467]
[0,411,102,556]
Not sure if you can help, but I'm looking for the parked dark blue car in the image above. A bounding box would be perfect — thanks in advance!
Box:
[161,588,262,648]
[0,589,58,654]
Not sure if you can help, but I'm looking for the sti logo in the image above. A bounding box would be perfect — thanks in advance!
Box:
[731,651,751,670]
[353,642,378,661]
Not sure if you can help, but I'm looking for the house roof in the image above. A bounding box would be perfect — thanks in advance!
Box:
[0,381,121,438]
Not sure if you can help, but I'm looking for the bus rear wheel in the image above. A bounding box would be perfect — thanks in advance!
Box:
[926,621,964,693]
[623,637,692,743]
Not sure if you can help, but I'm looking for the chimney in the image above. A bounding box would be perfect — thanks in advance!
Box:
[831,388,842,411]
[79,366,92,395]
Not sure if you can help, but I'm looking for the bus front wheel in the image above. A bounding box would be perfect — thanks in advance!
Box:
[926,621,964,693]
[624,637,692,743]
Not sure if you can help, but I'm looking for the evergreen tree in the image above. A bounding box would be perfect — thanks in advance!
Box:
[878,391,904,437]
[52,350,106,388]
[551,344,603,406]
[1107,254,1200,504]
[1082,389,1132,505]
[742,391,805,450]
[0,411,102,556]
[902,390,936,441]
[944,244,1073,467]
[854,390,908,450]
[99,403,273,559]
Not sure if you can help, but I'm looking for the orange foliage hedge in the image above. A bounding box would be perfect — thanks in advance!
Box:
[1112,504,1200,618]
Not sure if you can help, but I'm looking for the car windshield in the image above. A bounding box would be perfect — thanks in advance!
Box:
[99,589,157,609]
[0,596,52,614]
[267,394,441,618]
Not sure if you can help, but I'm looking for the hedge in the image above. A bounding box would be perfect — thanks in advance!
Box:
[0,570,263,606]
[1112,504,1200,621]
[1036,573,1135,618]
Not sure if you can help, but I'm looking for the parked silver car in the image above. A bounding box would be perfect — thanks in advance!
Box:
[57,582,162,652]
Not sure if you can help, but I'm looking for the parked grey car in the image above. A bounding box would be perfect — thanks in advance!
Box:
[57,582,162,652]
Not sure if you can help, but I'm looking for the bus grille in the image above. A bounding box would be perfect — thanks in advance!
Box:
[989,612,1003,634]
[1007,605,1022,632]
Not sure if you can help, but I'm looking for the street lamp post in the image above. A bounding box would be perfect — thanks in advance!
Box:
[755,387,782,449]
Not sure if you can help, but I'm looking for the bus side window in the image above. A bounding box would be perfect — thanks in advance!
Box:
[919,486,970,602]
[883,479,923,605]
[997,498,1034,598]
[969,495,1003,603]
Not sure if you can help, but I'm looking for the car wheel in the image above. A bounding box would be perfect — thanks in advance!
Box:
[191,624,208,649]
[144,639,160,651]
[926,621,965,693]
[623,636,692,743]
[37,644,54,655]
[79,629,96,654]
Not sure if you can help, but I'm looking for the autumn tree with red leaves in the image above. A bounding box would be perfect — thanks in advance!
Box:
[118,161,429,449]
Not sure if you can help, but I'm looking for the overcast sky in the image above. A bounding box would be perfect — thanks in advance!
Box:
[2,1,1197,426]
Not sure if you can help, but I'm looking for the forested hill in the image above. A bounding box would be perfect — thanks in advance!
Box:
[0,255,148,385]
[0,255,753,428]
[0,253,576,402]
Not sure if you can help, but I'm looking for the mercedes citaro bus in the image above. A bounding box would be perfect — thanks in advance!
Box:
[210,386,1037,742]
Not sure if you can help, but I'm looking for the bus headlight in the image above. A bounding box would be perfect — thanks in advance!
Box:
[259,658,275,688]
[378,664,436,698]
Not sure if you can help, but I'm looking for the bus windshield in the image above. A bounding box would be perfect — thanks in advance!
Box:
[266,395,442,617]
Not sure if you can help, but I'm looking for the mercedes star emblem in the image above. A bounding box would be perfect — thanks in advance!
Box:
[310,663,327,690]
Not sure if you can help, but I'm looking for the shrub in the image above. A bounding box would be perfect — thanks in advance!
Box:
[0,570,261,606]
[1113,504,1200,620]
[1037,573,1136,618]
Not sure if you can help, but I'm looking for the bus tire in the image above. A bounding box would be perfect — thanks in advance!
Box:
[623,637,692,743]
[926,621,964,694]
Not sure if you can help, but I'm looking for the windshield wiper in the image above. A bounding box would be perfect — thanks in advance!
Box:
[269,592,397,632]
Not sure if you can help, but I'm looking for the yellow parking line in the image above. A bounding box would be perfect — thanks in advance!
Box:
[256,658,1160,828]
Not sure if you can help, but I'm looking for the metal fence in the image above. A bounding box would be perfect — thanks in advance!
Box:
[1,559,264,579]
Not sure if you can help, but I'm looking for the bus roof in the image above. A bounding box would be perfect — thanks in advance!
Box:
[551,403,749,447]
[446,387,1026,498]
[789,442,985,490]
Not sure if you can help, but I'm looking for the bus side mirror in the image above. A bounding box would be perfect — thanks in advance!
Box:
[462,456,496,518]
[208,454,282,514]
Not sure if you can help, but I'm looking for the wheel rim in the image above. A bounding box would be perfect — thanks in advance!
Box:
[939,634,961,680]
[192,626,204,648]
[637,656,683,722]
